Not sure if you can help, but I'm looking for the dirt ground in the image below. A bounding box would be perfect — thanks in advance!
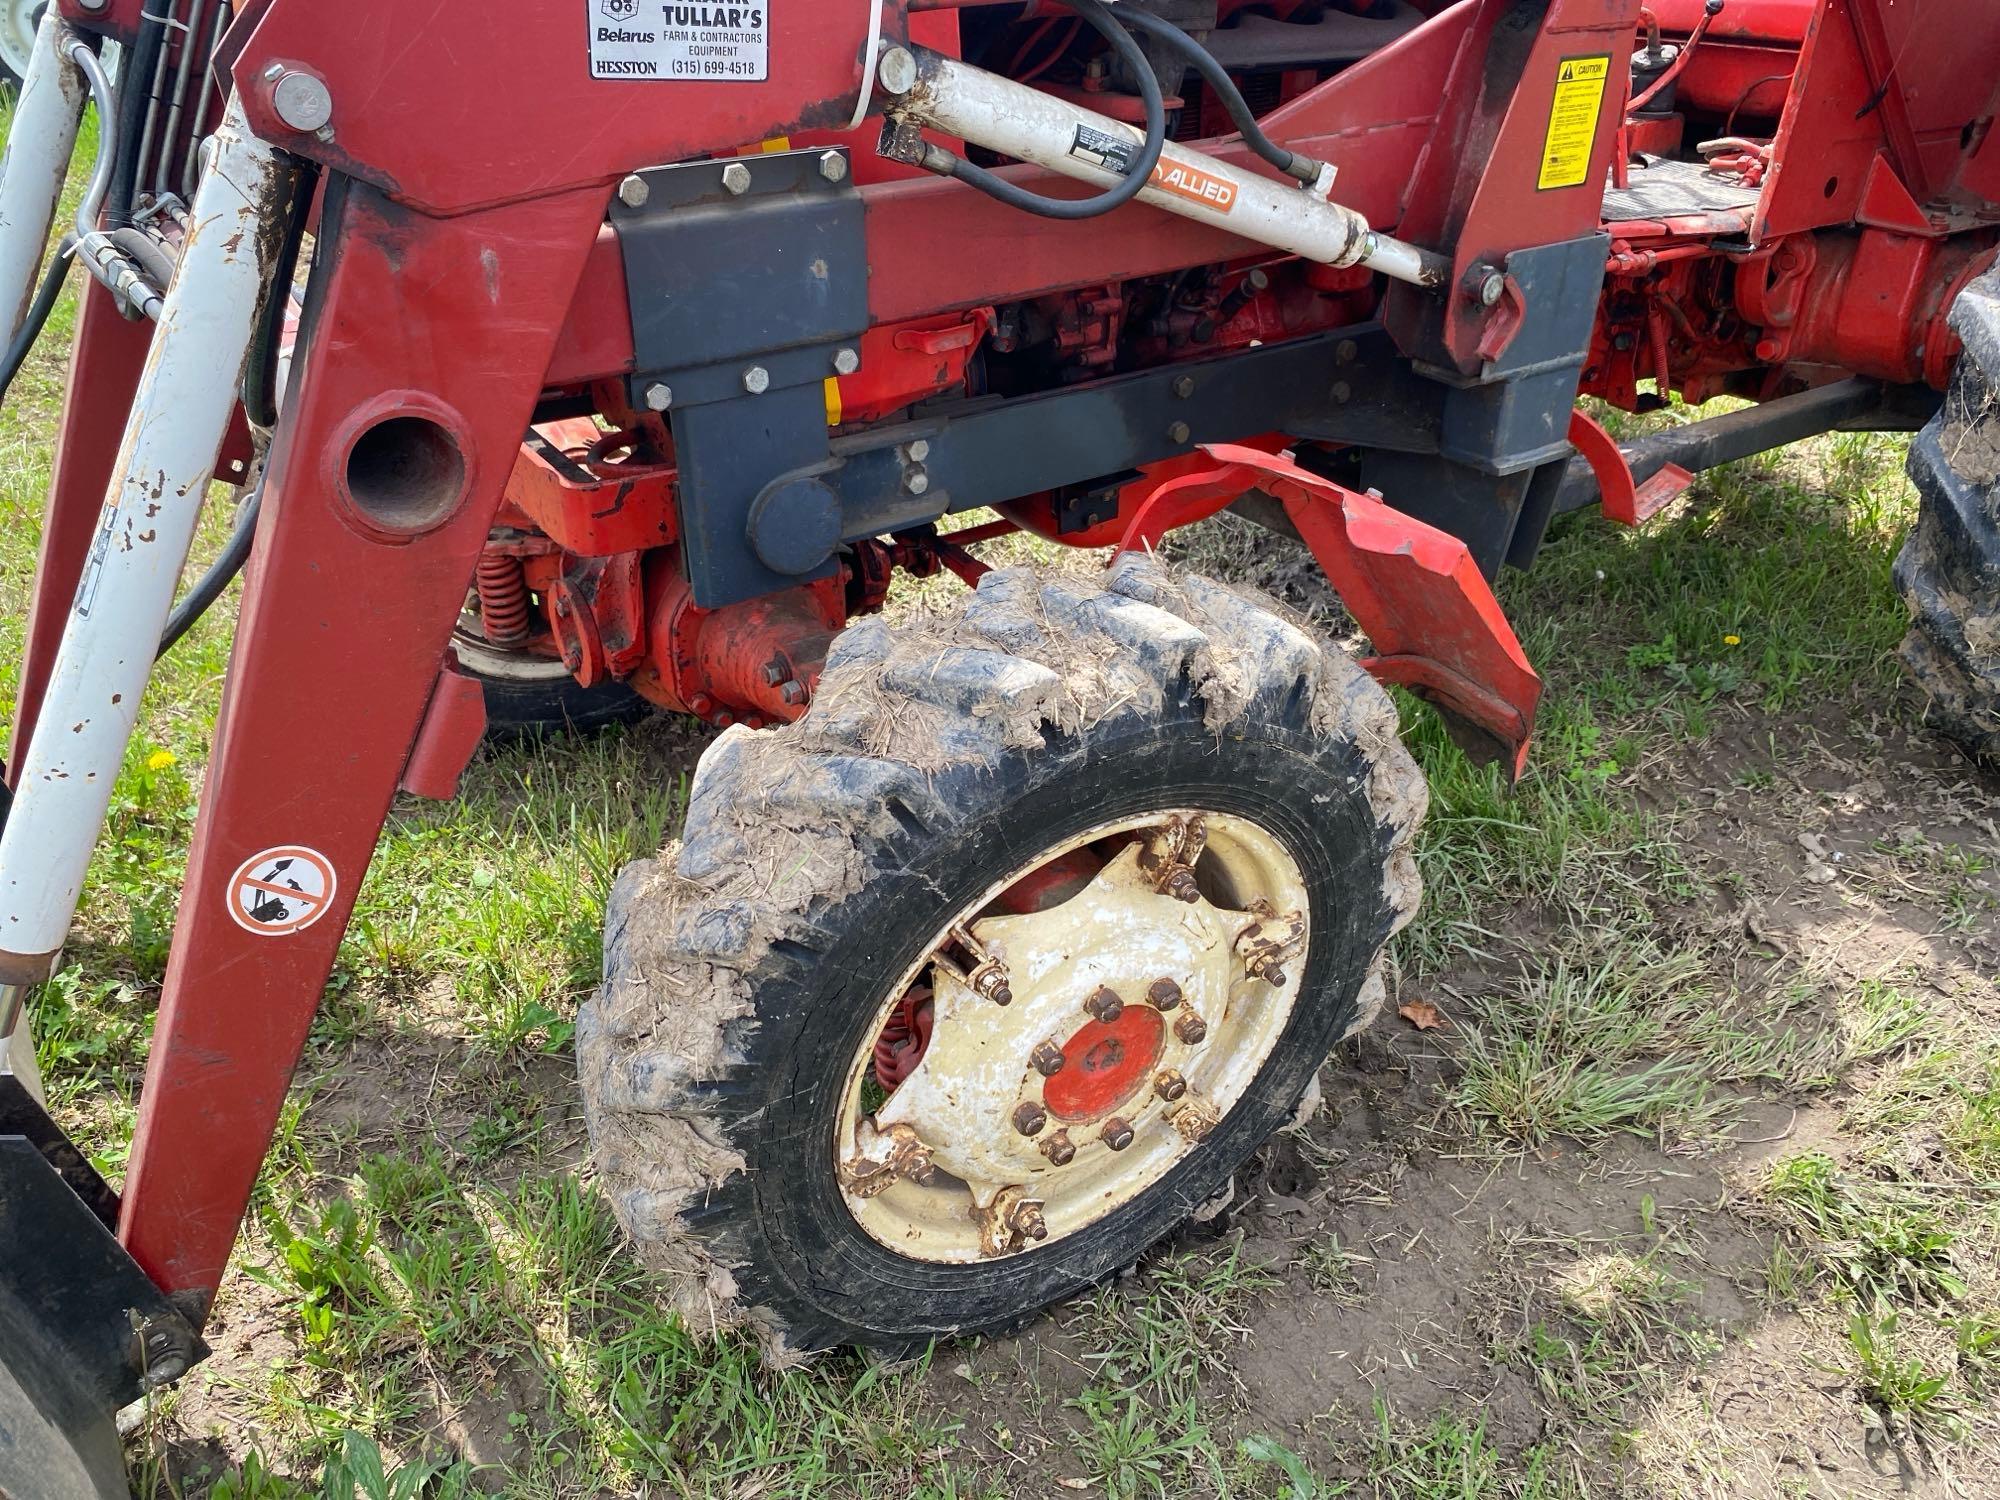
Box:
[5,392,1994,1494]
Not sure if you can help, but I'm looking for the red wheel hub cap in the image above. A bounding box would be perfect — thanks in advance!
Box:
[1043,1005,1165,1122]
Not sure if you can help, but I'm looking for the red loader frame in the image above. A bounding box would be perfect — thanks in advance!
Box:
[3,0,1996,1477]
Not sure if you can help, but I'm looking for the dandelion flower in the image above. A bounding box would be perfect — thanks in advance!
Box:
[146,749,176,771]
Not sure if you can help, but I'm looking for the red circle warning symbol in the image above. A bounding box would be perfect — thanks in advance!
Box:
[227,846,338,937]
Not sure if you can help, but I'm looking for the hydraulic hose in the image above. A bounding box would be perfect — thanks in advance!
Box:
[157,483,260,659]
[943,0,1166,221]
[105,4,167,228]
[1105,5,1324,185]
[0,236,75,407]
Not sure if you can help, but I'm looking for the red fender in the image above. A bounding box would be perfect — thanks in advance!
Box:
[1114,442,1542,778]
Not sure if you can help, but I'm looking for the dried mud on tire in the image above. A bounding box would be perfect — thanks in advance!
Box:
[576,555,1428,1356]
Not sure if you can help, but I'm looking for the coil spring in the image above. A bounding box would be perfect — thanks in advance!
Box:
[872,989,935,1092]
[474,555,532,647]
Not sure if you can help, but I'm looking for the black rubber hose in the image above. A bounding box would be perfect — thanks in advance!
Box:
[0,237,76,407]
[105,8,167,228]
[1107,6,1321,183]
[944,0,1167,221]
[157,483,259,659]
[241,171,315,428]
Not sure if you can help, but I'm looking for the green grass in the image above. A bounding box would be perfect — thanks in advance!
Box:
[9,100,1999,1499]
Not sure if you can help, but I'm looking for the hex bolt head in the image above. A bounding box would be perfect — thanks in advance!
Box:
[1330,381,1353,405]
[1174,1011,1208,1046]
[901,439,932,463]
[1335,338,1359,364]
[1172,375,1196,400]
[269,70,334,133]
[1167,420,1192,445]
[619,175,651,209]
[1040,1129,1077,1166]
[742,366,771,395]
[879,46,920,96]
[1012,1101,1047,1137]
[761,658,789,687]
[1101,1117,1136,1151]
[1163,868,1201,904]
[1147,977,1183,1011]
[1015,1204,1050,1241]
[834,347,862,376]
[1030,1040,1066,1077]
[904,467,931,497]
[721,161,754,196]
[818,150,850,184]
[973,967,1013,1006]
[1084,986,1124,1024]
[1154,1069,1188,1103]
[643,382,673,412]
[1480,273,1506,307]
[780,681,809,707]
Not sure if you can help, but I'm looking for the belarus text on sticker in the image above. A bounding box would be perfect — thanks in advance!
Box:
[589,1,770,82]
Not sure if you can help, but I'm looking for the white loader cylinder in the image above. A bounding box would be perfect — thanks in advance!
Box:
[878,45,1444,290]
[0,100,297,982]
[0,10,88,339]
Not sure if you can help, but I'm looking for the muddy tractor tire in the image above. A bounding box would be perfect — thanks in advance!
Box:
[1897,266,2000,762]
[576,557,1427,1355]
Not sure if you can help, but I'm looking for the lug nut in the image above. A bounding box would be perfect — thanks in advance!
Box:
[1147,977,1183,1011]
[1040,1129,1076,1165]
[1100,1117,1135,1151]
[1174,1011,1208,1045]
[1030,1040,1066,1077]
[1163,868,1201,904]
[1154,1069,1188,1102]
[1012,1201,1050,1242]
[973,968,1013,1006]
[1084,986,1124,1024]
[1012,1101,1047,1137]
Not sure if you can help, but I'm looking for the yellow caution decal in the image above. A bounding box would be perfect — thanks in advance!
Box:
[1538,54,1611,191]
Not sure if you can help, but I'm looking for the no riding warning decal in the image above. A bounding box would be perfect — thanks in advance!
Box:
[589,0,769,81]
[227,846,338,937]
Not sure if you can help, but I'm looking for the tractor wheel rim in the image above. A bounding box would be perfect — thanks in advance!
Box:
[449,610,570,684]
[834,809,1309,1263]
[0,2,41,83]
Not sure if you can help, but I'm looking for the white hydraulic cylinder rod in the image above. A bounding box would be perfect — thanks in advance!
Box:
[0,99,297,983]
[875,44,1446,290]
[0,9,88,340]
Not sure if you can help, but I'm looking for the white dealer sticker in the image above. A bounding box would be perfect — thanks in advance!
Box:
[590,0,769,82]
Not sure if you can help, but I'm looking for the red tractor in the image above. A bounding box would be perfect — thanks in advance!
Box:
[1,0,1996,1490]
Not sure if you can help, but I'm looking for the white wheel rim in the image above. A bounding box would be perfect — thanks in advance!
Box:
[834,809,1310,1263]
[0,1,41,82]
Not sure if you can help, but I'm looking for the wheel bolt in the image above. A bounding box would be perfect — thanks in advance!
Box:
[1084,986,1124,1024]
[1162,868,1201,904]
[1013,1202,1049,1242]
[1040,1129,1076,1165]
[1154,1069,1188,1102]
[1101,1116,1135,1151]
[1012,1101,1047,1137]
[1147,977,1183,1011]
[974,968,1013,1007]
[1174,1011,1208,1045]
[1030,1040,1066,1077]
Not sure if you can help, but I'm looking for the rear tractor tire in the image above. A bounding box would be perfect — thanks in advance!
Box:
[576,557,1428,1354]
[1897,266,2000,762]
